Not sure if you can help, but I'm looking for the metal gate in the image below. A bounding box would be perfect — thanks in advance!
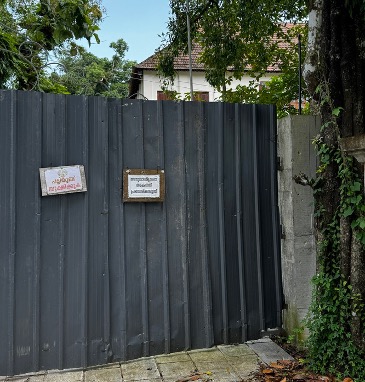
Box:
[0,90,282,376]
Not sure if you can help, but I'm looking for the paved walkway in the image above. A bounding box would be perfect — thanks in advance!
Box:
[1,339,293,382]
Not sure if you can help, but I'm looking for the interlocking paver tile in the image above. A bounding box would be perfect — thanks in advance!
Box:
[6,378,44,382]
[207,371,242,382]
[194,360,233,373]
[85,366,122,382]
[26,377,46,382]
[155,352,191,364]
[121,359,160,381]
[247,338,294,364]
[188,349,225,363]
[123,379,161,382]
[218,344,256,358]
[45,371,83,382]
[157,361,195,379]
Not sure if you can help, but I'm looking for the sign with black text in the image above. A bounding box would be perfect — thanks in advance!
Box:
[123,169,165,202]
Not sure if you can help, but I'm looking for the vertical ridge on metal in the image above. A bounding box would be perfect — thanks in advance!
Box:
[81,96,89,368]
[180,101,191,351]
[0,90,17,376]
[157,101,171,354]
[252,104,266,333]
[58,95,67,371]
[234,103,248,342]
[217,102,228,344]
[32,92,42,372]
[197,102,213,348]
[9,91,16,376]
[138,100,149,357]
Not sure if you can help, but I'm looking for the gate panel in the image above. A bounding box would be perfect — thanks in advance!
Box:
[0,90,281,376]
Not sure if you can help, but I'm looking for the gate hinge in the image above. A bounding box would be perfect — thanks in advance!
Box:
[280,224,286,240]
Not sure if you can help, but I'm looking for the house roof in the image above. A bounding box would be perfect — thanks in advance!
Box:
[135,23,300,72]
[136,42,205,71]
[128,23,302,98]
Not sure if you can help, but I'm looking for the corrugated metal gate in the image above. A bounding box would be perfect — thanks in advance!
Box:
[0,90,282,376]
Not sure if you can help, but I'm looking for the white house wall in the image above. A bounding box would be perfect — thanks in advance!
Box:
[137,70,277,101]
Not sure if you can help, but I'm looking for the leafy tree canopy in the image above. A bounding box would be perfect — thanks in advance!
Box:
[158,0,307,113]
[47,38,136,98]
[0,0,102,90]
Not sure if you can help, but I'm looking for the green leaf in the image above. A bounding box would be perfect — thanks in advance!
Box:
[343,206,353,217]
[350,182,361,192]
[332,107,343,116]
[359,219,365,229]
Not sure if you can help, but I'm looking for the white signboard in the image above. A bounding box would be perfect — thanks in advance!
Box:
[123,169,165,202]
[128,174,160,198]
[39,165,87,196]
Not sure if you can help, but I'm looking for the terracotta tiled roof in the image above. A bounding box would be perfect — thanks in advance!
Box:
[136,23,301,73]
[136,43,205,71]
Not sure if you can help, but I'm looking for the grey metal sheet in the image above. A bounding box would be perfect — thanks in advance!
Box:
[143,101,166,356]
[13,91,42,374]
[0,90,16,376]
[240,105,263,340]
[257,105,282,329]
[162,101,188,353]
[107,98,127,361]
[223,103,242,344]
[0,91,282,376]
[39,93,66,371]
[184,101,211,350]
[205,102,225,345]
[121,100,146,360]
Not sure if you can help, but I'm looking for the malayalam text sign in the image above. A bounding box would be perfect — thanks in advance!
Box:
[123,169,165,202]
[39,165,87,196]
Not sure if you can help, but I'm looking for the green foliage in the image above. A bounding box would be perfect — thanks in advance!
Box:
[338,156,365,245]
[0,0,102,89]
[306,267,365,380]
[224,73,308,118]
[47,39,136,98]
[38,77,70,94]
[287,326,305,347]
[158,0,308,113]
[306,130,365,380]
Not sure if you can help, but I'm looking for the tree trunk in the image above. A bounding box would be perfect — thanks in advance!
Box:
[304,0,365,352]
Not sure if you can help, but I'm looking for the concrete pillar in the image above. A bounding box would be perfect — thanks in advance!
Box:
[277,115,320,338]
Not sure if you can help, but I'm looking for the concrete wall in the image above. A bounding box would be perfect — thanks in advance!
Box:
[278,115,320,337]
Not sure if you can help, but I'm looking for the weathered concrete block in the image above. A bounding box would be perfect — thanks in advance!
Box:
[278,115,319,339]
[84,366,122,382]
[121,358,160,381]
[278,169,295,192]
[45,371,83,382]
[247,338,294,364]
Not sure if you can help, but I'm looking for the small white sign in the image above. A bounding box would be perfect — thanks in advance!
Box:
[128,174,160,198]
[39,165,87,196]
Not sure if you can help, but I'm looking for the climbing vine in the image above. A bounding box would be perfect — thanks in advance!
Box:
[304,109,365,380]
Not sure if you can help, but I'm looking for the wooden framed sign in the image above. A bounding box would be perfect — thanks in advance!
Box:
[39,165,87,196]
[123,169,165,202]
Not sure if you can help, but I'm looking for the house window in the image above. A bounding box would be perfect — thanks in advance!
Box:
[193,92,209,102]
[157,91,174,100]
[157,91,209,101]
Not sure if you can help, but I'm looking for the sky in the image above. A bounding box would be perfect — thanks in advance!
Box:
[82,0,172,63]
